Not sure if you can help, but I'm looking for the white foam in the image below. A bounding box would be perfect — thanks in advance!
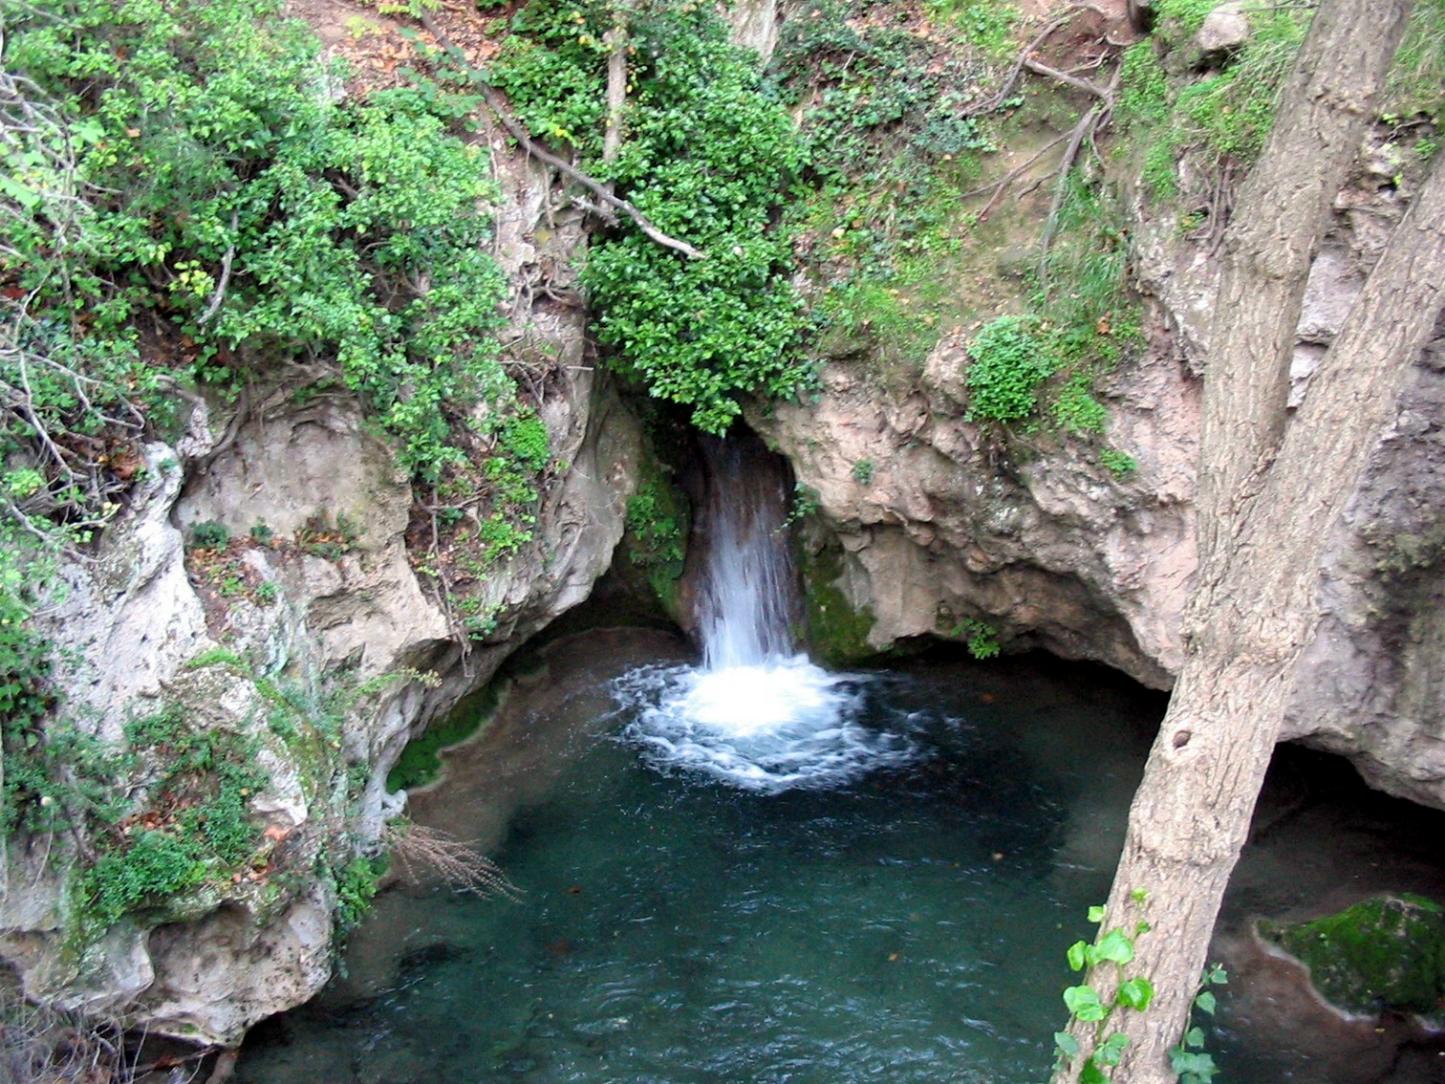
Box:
[615,656,919,793]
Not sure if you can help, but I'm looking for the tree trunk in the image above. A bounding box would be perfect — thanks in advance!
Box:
[602,2,631,168]
[1050,0,1444,1079]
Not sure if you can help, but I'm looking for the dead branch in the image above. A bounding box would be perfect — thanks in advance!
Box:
[385,820,521,901]
[417,14,705,261]
[1022,56,1111,99]
[196,211,239,326]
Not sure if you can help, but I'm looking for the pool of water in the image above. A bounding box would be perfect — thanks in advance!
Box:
[237,631,1445,1083]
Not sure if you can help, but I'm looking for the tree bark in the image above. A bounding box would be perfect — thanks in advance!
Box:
[602,1,631,168]
[1050,1,1443,1080]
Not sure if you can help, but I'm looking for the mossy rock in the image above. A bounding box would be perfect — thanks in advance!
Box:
[800,544,877,667]
[1260,894,1445,1016]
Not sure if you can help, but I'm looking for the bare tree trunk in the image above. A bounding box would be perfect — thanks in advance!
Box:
[1050,1,1443,1080]
[602,1,632,168]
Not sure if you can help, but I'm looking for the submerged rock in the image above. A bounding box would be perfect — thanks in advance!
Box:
[1260,895,1445,1018]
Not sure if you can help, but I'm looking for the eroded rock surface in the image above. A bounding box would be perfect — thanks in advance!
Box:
[758,149,1445,810]
[0,142,641,1045]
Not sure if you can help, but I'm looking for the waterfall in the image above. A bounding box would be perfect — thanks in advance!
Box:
[695,437,796,670]
[613,432,921,792]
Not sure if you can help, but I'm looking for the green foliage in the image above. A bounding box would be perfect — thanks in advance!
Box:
[189,521,231,551]
[1055,903,1158,1082]
[1118,0,1309,200]
[498,412,550,473]
[964,315,1054,423]
[1099,448,1137,478]
[1385,0,1445,127]
[925,0,1019,59]
[850,459,875,485]
[70,708,271,941]
[332,855,385,934]
[1169,963,1229,1083]
[4,0,508,494]
[625,477,687,568]
[493,0,811,432]
[775,0,1009,378]
[1053,374,1109,435]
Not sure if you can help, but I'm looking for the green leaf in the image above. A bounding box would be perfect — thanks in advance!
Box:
[1080,1059,1108,1084]
[1063,984,1107,1022]
[1195,990,1217,1015]
[1185,1026,1206,1048]
[1117,976,1155,1011]
[1087,904,1107,923]
[1066,940,1088,971]
[1095,1031,1130,1066]
[1095,929,1135,965]
[1053,1031,1079,1057]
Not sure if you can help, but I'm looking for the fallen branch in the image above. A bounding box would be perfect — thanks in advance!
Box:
[417,14,705,260]
[196,211,239,326]
[1022,56,1110,99]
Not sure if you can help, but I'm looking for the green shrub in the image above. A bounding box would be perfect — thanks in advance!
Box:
[190,521,231,551]
[1053,375,1109,435]
[493,0,811,432]
[964,316,1054,423]
[4,0,508,490]
[1100,448,1138,477]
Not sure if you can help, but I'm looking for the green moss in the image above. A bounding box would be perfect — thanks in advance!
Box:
[1260,894,1445,1016]
[623,468,690,621]
[801,545,877,667]
[386,682,505,793]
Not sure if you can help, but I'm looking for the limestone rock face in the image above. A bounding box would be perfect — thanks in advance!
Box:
[759,152,1445,811]
[0,144,641,1045]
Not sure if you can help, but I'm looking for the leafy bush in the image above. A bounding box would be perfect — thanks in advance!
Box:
[493,0,812,432]
[964,316,1054,423]
[190,521,231,551]
[4,0,508,491]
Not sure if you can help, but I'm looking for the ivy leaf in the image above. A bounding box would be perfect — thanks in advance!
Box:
[1066,940,1089,972]
[1080,1060,1109,1084]
[1195,990,1217,1015]
[1063,984,1107,1022]
[1095,929,1135,965]
[1087,904,1107,923]
[1054,1032,1079,1057]
[1117,976,1155,1011]
[1095,1032,1130,1066]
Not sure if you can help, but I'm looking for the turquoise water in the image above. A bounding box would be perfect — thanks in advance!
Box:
[236,633,1445,1083]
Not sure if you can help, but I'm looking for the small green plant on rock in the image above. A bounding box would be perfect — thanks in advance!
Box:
[964,315,1054,423]
[851,459,875,485]
[189,521,231,551]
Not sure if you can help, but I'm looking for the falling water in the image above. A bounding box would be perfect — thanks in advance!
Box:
[696,437,796,670]
[617,435,919,792]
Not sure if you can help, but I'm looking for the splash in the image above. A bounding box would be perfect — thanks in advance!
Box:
[618,437,919,791]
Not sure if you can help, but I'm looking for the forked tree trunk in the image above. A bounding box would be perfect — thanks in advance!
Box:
[1050,1,1445,1079]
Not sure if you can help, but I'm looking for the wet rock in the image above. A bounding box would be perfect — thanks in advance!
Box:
[1260,895,1445,1018]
